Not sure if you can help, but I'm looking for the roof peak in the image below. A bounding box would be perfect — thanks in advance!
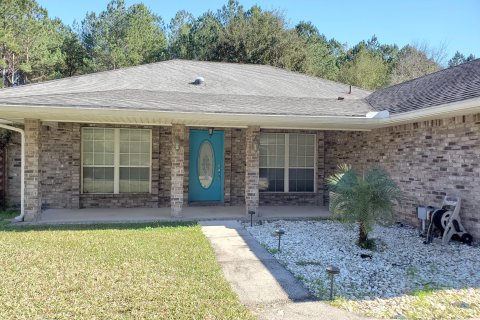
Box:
[0,59,371,97]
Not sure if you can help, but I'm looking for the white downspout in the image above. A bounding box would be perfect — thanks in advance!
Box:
[0,123,25,221]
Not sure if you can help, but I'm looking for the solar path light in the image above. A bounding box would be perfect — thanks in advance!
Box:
[248,210,255,227]
[326,265,340,300]
[275,229,285,251]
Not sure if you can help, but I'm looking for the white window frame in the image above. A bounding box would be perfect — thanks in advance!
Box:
[81,128,152,194]
[259,133,317,193]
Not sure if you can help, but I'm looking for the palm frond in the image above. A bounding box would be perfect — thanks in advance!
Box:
[327,164,401,245]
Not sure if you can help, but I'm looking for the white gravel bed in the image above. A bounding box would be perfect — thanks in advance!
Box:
[245,220,480,300]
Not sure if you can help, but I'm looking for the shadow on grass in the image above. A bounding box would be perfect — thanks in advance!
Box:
[0,211,196,232]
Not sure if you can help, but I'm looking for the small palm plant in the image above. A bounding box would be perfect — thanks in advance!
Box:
[327,164,401,249]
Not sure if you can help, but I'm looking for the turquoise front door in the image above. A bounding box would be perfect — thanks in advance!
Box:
[189,129,224,202]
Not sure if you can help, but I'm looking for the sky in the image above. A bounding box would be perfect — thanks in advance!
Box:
[37,0,480,61]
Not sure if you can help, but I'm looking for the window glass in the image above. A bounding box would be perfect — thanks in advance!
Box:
[82,128,151,193]
[119,167,150,193]
[119,129,150,193]
[82,127,115,193]
[288,134,315,192]
[259,133,315,193]
[259,133,285,192]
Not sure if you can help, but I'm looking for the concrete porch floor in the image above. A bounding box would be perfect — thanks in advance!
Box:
[33,206,331,224]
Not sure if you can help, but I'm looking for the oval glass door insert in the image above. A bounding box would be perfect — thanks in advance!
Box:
[198,140,214,189]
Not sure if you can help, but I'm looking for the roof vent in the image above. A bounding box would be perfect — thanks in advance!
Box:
[190,76,205,85]
[337,96,344,100]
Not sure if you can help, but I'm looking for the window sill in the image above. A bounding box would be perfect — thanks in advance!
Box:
[260,191,317,194]
[80,193,152,196]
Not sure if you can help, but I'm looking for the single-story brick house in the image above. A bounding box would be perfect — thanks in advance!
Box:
[0,59,479,237]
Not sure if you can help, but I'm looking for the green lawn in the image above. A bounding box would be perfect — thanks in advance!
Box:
[0,212,253,319]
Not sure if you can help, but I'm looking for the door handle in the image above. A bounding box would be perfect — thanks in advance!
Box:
[217,165,221,177]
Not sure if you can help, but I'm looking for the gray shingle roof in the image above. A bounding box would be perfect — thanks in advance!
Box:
[367,59,480,114]
[1,90,371,116]
[0,59,373,117]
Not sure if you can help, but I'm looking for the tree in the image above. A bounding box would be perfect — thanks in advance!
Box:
[328,164,401,248]
[188,12,223,60]
[0,0,65,87]
[58,27,88,77]
[295,21,339,80]
[212,4,308,72]
[448,51,476,67]
[389,45,440,85]
[338,50,389,90]
[80,0,167,71]
[168,10,194,59]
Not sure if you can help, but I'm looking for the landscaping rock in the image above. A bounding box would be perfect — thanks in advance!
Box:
[245,220,480,301]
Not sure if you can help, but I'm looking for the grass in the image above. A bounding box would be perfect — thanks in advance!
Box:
[0,209,17,227]
[0,212,253,319]
[295,260,322,266]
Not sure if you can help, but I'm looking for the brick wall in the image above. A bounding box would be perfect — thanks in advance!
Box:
[6,132,21,209]
[41,122,78,209]
[24,119,42,221]
[231,128,246,205]
[3,124,250,211]
[245,126,260,214]
[10,122,166,210]
[224,128,232,204]
[158,127,171,207]
[171,124,185,216]
[325,113,480,238]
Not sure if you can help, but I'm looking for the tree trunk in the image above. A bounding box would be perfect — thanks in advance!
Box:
[358,221,368,245]
[11,53,14,85]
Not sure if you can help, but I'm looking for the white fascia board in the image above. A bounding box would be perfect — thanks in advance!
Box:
[0,104,379,130]
[376,97,480,128]
[0,96,479,131]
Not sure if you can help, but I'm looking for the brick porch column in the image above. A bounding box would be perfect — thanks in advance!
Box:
[24,119,42,221]
[170,124,185,217]
[245,126,260,216]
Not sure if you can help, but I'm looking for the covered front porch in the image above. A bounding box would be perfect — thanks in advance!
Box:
[32,206,330,225]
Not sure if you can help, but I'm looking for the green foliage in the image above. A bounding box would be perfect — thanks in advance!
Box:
[339,50,389,90]
[327,164,401,247]
[267,247,279,254]
[168,10,195,59]
[295,21,339,80]
[58,27,88,77]
[0,0,66,86]
[295,260,322,266]
[358,238,376,250]
[1,0,473,89]
[80,0,167,71]
[213,5,305,70]
[448,51,476,67]
[390,45,440,85]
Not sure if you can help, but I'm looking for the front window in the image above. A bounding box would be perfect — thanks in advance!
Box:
[82,128,151,193]
[259,133,315,192]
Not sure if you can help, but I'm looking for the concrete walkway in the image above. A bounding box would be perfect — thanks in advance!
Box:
[33,206,330,225]
[200,220,370,320]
